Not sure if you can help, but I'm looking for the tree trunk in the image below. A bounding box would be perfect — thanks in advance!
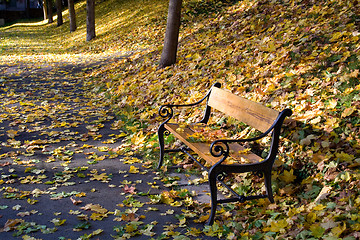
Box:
[47,0,53,23]
[86,0,96,41]
[26,0,30,18]
[43,0,48,20]
[68,0,77,32]
[56,0,63,26]
[159,0,182,68]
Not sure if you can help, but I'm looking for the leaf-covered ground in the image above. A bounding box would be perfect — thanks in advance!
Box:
[1,0,360,239]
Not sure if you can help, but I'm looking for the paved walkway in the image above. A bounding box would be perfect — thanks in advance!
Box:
[0,57,216,239]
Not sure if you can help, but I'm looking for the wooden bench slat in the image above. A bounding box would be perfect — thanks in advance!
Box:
[208,87,279,133]
[165,123,262,166]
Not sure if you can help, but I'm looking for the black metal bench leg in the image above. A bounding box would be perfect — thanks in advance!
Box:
[207,170,218,225]
[264,170,274,203]
[157,125,166,169]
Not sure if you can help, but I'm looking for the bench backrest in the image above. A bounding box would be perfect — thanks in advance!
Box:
[208,87,279,133]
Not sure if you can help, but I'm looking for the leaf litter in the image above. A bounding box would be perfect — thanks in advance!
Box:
[1,0,360,239]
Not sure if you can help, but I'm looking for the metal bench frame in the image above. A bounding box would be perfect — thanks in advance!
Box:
[157,83,292,225]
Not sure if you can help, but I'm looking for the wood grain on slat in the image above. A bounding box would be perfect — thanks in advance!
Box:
[208,87,279,132]
[165,123,261,166]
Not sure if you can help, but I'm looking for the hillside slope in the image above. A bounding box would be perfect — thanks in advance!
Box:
[92,0,360,238]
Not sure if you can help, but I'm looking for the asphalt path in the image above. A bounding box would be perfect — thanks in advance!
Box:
[0,57,216,240]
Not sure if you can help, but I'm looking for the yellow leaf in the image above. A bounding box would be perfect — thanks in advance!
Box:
[75,192,86,197]
[131,131,146,145]
[341,107,356,118]
[335,152,355,163]
[312,204,326,211]
[27,198,38,205]
[324,118,339,130]
[194,215,209,223]
[90,173,108,181]
[50,218,66,226]
[279,169,296,183]
[269,219,288,232]
[349,69,359,78]
[6,130,18,138]
[306,212,317,223]
[116,132,127,138]
[344,87,354,95]
[327,99,337,109]
[330,31,343,42]
[123,157,142,164]
[97,146,109,152]
[267,41,276,52]
[310,224,325,238]
[90,229,103,237]
[331,222,346,237]
[192,53,201,61]
[90,212,108,221]
[129,166,140,174]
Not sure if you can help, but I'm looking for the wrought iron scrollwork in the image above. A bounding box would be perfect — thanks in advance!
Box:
[158,105,173,119]
[217,172,228,181]
[164,130,170,136]
[210,141,229,158]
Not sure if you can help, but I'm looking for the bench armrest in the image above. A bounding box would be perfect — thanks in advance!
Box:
[158,82,221,122]
[209,108,292,166]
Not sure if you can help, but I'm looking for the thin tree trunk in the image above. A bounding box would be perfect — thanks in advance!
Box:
[86,0,96,41]
[26,0,30,18]
[47,0,53,23]
[159,0,182,68]
[56,0,63,26]
[68,0,77,32]
[43,0,48,20]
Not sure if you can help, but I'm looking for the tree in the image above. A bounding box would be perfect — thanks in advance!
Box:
[86,0,96,41]
[56,0,63,26]
[68,0,77,32]
[159,0,183,68]
[47,0,53,23]
[42,0,48,20]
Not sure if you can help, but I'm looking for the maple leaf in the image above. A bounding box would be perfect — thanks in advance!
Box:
[131,131,146,145]
[279,169,296,184]
[81,204,108,214]
[123,185,136,194]
[90,172,109,181]
[268,219,288,232]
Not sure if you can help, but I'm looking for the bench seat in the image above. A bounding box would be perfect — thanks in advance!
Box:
[164,122,262,165]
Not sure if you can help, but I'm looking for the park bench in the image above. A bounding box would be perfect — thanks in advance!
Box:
[157,83,292,225]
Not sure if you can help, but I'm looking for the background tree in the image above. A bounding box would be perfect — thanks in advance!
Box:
[86,0,96,41]
[68,0,77,32]
[42,0,48,20]
[47,0,53,23]
[159,0,182,68]
[56,0,63,26]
